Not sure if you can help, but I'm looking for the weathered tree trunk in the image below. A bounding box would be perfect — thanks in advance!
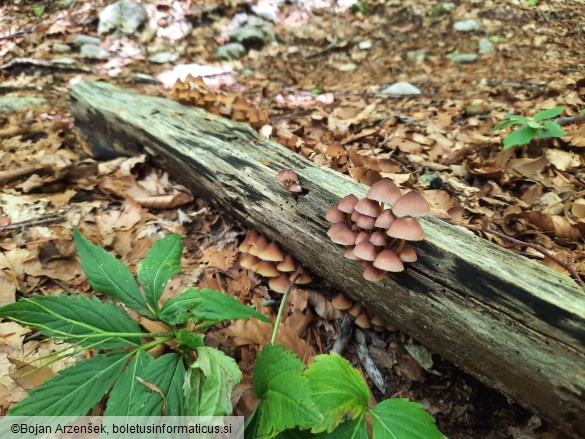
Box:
[69,81,585,438]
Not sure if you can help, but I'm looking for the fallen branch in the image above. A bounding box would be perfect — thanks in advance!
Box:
[69,81,585,438]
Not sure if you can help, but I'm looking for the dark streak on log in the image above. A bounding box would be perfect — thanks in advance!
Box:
[69,81,585,438]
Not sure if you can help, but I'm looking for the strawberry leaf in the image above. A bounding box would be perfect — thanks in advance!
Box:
[369,398,446,439]
[185,346,242,416]
[253,344,322,438]
[304,353,370,433]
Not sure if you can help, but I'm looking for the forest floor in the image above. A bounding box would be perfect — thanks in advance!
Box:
[0,0,584,438]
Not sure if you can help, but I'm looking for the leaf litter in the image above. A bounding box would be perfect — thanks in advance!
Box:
[0,0,583,435]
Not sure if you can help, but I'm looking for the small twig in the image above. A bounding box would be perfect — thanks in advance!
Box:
[354,329,387,394]
[332,315,354,355]
[457,223,585,290]
[556,114,585,126]
[0,215,64,232]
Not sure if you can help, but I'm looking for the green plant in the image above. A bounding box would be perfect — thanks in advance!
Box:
[245,276,446,439]
[0,230,270,417]
[527,0,538,6]
[1,231,446,438]
[493,106,567,149]
[351,0,369,15]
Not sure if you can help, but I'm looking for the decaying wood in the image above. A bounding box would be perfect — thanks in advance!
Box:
[69,81,585,437]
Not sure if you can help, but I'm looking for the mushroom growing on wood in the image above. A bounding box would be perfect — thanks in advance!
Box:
[326,183,428,282]
[276,169,302,193]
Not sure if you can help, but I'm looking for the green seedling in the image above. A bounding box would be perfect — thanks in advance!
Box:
[0,230,270,417]
[0,231,446,438]
[245,276,446,439]
[493,106,567,149]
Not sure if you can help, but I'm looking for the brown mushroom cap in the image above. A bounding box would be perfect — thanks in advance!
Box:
[374,210,395,229]
[252,260,280,277]
[386,217,425,241]
[366,178,402,205]
[354,198,380,217]
[348,302,363,317]
[326,206,346,223]
[290,267,312,284]
[356,214,377,230]
[338,194,360,213]
[398,246,418,262]
[391,191,431,217]
[343,246,360,260]
[277,254,296,272]
[373,250,405,272]
[240,253,260,269]
[269,274,292,294]
[371,313,385,326]
[369,231,386,246]
[239,230,260,252]
[355,312,372,328]
[354,231,370,244]
[249,235,269,256]
[258,242,285,262]
[364,263,388,282]
[353,240,378,261]
[276,169,299,184]
[332,293,353,310]
[327,222,357,245]
[363,263,387,282]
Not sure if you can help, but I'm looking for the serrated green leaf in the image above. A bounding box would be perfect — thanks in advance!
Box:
[8,351,130,416]
[492,119,526,130]
[104,351,154,416]
[0,295,141,349]
[536,121,567,138]
[302,415,368,439]
[137,234,184,313]
[304,354,370,433]
[254,344,322,438]
[176,328,205,350]
[369,398,446,439]
[503,126,537,149]
[533,106,565,121]
[73,229,154,318]
[159,287,271,326]
[185,346,242,416]
[245,409,262,439]
[129,353,185,416]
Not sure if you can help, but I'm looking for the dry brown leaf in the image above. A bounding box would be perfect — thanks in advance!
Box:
[8,357,54,390]
[201,247,237,272]
[223,318,315,362]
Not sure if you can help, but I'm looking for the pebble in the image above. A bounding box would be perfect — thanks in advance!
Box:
[0,96,47,114]
[380,82,422,96]
[454,19,480,32]
[73,34,100,47]
[148,52,178,64]
[98,0,147,36]
[479,38,495,54]
[215,42,247,60]
[52,43,71,53]
[451,53,478,63]
[80,44,109,60]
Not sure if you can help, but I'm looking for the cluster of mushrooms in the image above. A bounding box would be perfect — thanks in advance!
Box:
[239,230,312,293]
[331,293,395,331]
[326,178,430,282]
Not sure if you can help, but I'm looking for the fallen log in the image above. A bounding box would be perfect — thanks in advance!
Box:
[69,81,585,438]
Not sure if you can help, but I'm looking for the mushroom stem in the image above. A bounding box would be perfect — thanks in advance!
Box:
[387,238,398,248]
[395,239,406,254]
[270,273,301,345]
